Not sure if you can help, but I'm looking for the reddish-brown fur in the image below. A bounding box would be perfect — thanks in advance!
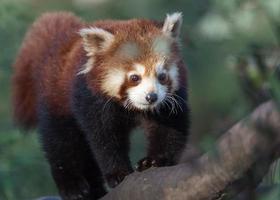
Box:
[13,12,187,128]
[13,12,84,128]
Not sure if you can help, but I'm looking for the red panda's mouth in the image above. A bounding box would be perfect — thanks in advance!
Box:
[124,99,162,111]
[139,103,151,106]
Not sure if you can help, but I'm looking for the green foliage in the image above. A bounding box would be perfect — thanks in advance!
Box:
[0,130,57,200]
[259,185,280,200]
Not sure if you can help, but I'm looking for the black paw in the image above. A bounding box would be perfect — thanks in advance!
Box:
[105,170,132,188]
[59,179,91,200]
[135,156,173,172]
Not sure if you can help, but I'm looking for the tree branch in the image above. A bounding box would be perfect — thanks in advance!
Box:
[101,101,280,200]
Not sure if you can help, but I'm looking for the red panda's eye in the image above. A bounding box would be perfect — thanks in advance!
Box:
[158,73,167,83]
[130,74,141,82]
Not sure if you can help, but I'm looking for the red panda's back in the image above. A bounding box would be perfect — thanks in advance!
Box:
[12,12,84,129]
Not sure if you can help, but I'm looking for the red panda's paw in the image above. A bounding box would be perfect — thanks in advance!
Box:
[135,156,174,172]
[135,157,153,171]
[59,179,91,200]
[105,170,132,188]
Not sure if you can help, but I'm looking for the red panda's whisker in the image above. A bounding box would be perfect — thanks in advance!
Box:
[102,97,114,112]
[162,97,172,111]
[124,99,134,111]
[168,95,183,113]
[166,93,188,105]
[173,94,188,105]
[165,96,176,115]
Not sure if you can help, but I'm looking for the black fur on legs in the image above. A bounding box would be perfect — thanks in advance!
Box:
[38,105,107,200]
[71,76,136,188]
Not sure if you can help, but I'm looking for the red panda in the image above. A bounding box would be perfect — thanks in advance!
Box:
[12,12,190,200]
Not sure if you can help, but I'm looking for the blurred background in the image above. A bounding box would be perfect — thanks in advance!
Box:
[0,0,280,199]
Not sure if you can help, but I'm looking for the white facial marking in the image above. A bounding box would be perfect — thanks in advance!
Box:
[127,76,167,110]
[101,68,125,98]
[156,61,179,92]
[118,42,140,59]
[169,64,179,92]
[152,36,171,56]
[156,81,167,104]
[133,63,145,75]
[155,60,166,74]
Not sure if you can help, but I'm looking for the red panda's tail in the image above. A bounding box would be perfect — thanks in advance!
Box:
[12,12,83,129]
[12,44,37,130]
[11,14,44,130]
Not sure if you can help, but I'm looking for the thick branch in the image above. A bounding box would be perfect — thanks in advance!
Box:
[101,101,280,200]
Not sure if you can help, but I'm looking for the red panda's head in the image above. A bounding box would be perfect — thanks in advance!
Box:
[79,13,184,111]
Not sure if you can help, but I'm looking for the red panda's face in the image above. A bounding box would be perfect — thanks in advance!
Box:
[79,13,183,111]
[121,56,179,110]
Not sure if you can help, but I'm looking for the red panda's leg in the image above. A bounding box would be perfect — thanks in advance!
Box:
[38,112,106,200]
[137,90,190,171]
[72,77,135,188]
[73,102,135,188]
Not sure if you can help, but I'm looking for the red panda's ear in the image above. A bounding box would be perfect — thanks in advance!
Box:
[162,12,183,39]
[79,27,115,56]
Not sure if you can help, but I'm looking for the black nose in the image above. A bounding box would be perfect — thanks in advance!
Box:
[145,93,158,104]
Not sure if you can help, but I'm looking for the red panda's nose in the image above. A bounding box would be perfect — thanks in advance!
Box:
[145,92,158,104]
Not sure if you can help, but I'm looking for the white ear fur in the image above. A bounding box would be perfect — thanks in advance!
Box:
[162,12,183,39]
[79,27,115,56]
